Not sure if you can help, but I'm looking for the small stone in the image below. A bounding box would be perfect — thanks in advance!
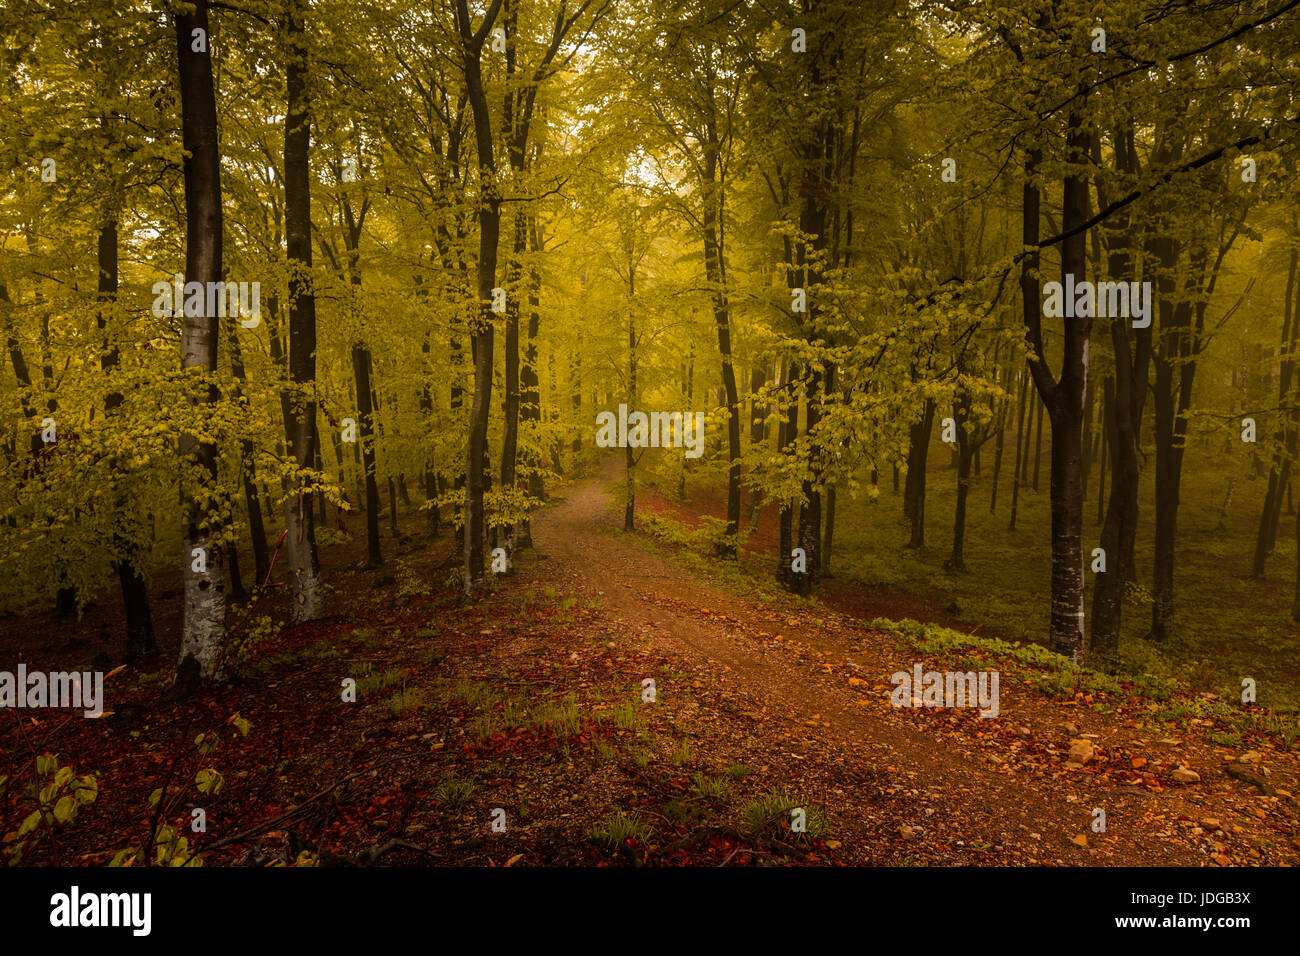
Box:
[898,825,921,840]
[1201,817,1221,829]
[1238,750,1262,765]
[1068,739,1095,765]
[1225,763,1273,794]
[1171,767,1201,784]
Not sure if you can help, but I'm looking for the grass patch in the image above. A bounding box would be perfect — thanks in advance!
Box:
[532,693,581,737]
[740,789,831,839]
[609,698,645,734]
[433,777,476,809]
[662,799,706,826]
[384,685,427,717]
[691,772,731,800]
[357,667,406,695]
[588,810,652,848]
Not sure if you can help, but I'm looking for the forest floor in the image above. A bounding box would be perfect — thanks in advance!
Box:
[3,455,1299,866]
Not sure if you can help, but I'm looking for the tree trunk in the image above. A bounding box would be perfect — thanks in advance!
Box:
[822,483,836,576]
[624,273,637,532]
[748,361,767,527]
[418,315,441,538]
[702,148,741,557]
[387,476,400,538]
[776,358,798,588]
[1253,244,1299,578]
[226,543,246,603]
[989,376,1007,514]
[457,0,502,598]
[522,230,545,516]
[949,393,972,571]
[1020,126,1093,665]
[796,366,823,584]
[173,0,227,691]
[225,278,269,588]
[98,219,157,659]
[1081,373,1093,499]
[1031,388,1045,491]
[570,336,582,454]
[1008,366,1028,529]
[904,399,935,548]
[499,208,525,558]
[1089,120,1149,658]
[678,343,694,498]
[1043,124,1092,664]
[1094,378,1108,527]
[278,0,325,625]
[1293,495,1300,621]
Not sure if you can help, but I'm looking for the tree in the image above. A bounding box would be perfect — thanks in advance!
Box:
[281,0,327,619]
[455,0,506,598]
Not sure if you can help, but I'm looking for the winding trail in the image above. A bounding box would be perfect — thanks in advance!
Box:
[520,456,1289,865]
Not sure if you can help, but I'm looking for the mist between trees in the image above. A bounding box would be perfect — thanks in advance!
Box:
[1,0,1299,699]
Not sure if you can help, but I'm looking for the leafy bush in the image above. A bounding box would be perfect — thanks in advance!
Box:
[1,754,98,865]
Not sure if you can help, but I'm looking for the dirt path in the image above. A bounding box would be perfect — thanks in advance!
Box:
[528,457,1299,865]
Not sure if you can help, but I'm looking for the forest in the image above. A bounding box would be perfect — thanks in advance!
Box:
[1,0,1299,872]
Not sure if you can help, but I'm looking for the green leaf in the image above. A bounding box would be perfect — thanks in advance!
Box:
[17,810,41,838]
[195,768,224,795]
[75,775,98,804]
[52,795,76,824]
[109,847,142,867]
